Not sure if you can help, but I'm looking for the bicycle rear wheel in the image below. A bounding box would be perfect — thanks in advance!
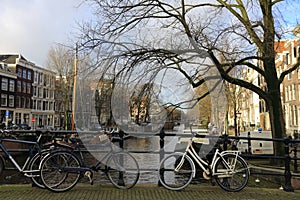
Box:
[28,150,50,188]
[106,152,140,189]
[158,152,195,191]
[214,154,249,192]
[40,150,81,192]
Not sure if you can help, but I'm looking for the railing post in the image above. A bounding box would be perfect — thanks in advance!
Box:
[223,133,228,151]
[117,130,125,186]
[283,137,294,192]
[292,143,298,173]
[118,130,124,149]
[247,132,251,154]
[158,128,165,186]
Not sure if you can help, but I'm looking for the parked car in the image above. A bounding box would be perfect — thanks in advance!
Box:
[17,123,31,130]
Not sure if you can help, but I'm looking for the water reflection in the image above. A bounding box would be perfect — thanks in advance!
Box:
[122,135,179,184]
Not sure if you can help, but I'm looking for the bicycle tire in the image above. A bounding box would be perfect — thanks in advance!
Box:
[214,154,249,192]
[106,152,140,189]
[40,150,81,192]
[158,152,195,191]
[28,150,50,188]
[0,156,4,175]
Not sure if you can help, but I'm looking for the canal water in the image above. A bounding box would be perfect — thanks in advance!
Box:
[121,135,179,184]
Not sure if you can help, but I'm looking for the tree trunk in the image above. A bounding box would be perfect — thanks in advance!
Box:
[266,90,286,157]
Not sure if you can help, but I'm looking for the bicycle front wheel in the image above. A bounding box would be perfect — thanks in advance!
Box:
[40,150,81,192]
[158,152,195,191]
[106,152,140,189]
[214,154,249,192]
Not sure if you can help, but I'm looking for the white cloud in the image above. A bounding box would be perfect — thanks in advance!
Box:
[0,0,93,66]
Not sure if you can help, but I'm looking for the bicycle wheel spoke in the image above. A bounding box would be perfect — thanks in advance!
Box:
[40,151,81,192]
[158,153,194,191]
[106,152,140,189]
[214,155,249,192]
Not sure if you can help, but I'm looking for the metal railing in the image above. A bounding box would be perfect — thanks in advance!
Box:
[1,129,299,192]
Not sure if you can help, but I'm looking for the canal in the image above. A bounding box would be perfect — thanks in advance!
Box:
[121,135,179,183]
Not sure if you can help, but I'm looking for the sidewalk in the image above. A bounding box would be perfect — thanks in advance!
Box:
[0,184,299,200]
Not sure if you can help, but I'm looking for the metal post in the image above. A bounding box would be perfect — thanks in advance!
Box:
[247,132,251,154]
[158,128,165,186]
[223,133,228,151]
[283,137,294,192]
[293,143,298,173]
[117,130,125,186]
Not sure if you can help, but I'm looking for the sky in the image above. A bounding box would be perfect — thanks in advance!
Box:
[0,0,93,67]
[1,0,300,68]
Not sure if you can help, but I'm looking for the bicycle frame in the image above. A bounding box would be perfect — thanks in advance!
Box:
[180,137,241,178]
[0,134,42,177]
[45,133,128,184]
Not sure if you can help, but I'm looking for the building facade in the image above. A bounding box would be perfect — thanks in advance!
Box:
[0,54,56,129]
[0,62,17,128]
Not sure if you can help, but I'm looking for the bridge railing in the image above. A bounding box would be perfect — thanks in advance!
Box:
[1,129,299,191]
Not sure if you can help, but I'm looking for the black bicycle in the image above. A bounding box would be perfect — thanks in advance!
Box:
[0,129,51,188]
[39,130,140,192]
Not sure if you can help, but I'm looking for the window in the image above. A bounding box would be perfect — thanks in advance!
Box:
[21,97,25,108]
[286,53,289,65]
[9,95,14,107]
[1,94,7,106]
[17,68,22,77]
[294,47,297,58]
[33,100,36,109]
[288,72,292,80]
[34,71,38,83]
[293,84,296,100]
[33,86,37,96]
[23,69,27,79]
[22,81,26,93]
[27,83,31,94]
[289,85,292,100]
[27,71,32,80]
[17,81,21,92]
[1,78,8,91]
[15,96,20,108]
[26,98,31,108]
[9,80,15,92]
[39,87,43,98]
[37,100,41,110]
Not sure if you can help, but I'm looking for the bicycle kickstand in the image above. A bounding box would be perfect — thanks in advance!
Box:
[84,170,94,185]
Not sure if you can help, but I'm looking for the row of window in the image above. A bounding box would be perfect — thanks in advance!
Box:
[32,86,55,99]
[0,94,14,107]
[17,68,32,80]
[1,78,15,92]
[285,84,300,102]
[32,100,55,111]
[287,105,298,127]
[0,93,55,111]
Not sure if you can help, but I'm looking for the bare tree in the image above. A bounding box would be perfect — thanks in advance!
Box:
[77,0,300,155]
[46,45,74,130]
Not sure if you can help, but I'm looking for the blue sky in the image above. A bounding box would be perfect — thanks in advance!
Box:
[0,0,93,66]
[0,0,300,67]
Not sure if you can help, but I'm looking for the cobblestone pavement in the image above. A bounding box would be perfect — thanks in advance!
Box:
[0,184,299,200]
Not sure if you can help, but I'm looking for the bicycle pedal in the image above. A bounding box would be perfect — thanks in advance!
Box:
[84,171,93,184]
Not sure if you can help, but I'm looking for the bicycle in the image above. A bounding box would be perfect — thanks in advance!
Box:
[158,128,250,192]
[39,130,140,192]
[0,129,53,188]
